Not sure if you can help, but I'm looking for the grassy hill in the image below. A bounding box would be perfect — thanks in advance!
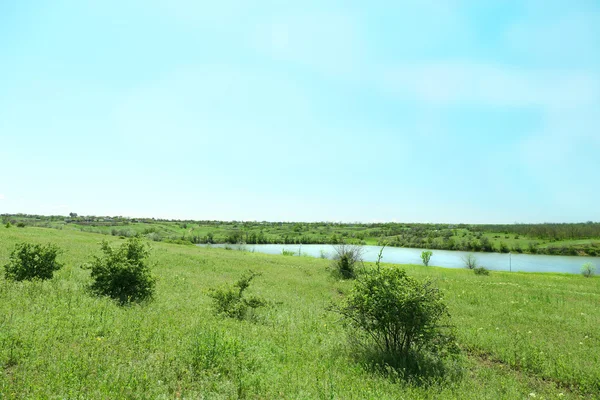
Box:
[0,227,598,399]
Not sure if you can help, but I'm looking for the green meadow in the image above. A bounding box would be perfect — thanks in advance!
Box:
[1,227,599,399]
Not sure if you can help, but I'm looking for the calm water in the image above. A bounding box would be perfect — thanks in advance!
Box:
[199,244,598,274]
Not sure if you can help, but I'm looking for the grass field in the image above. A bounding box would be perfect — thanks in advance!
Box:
[1,227,599,399]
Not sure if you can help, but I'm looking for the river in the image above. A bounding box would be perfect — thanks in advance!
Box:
[199,244,597,274]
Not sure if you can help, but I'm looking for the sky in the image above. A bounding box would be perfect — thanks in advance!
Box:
[1,0,599,223]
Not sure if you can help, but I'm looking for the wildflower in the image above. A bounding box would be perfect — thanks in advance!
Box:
[529,392,536,398]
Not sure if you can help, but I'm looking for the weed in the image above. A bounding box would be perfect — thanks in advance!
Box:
[208,271,267,320]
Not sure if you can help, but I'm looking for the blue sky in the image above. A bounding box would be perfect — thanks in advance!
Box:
[1,0,599,223]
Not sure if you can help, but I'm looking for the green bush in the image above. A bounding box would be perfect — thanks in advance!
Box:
[4,242,63,281]
[581,262,596,278]
[421,250,433,266]
[16,222,26,228]
[474,266,490,276]
[336,267,458,365]
[208,271,266,320]
[86,238,156,305]
[331,243,364,279]
[281,249,295,256]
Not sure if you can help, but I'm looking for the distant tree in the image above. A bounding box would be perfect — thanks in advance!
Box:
[69,212,78,218]
[421,250,433,266]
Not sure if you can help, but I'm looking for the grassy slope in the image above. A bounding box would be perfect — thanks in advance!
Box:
[0,227,598,399]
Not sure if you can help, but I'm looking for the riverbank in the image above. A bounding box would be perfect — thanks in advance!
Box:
[4,214,600,257]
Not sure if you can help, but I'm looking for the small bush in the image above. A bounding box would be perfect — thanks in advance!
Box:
[421,250,433,266]
[281,249,295,256]
[5,222,10,228]
[16,222,26,228]
[336,267,458,367]
[462,253,478,269]
[331,243,364,279]
[4,242,63,281]
[208,271,266,320]
[86,238,156,305]
[474,266,490,276]
[581,262,596,278]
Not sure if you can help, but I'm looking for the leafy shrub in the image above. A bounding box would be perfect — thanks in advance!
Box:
[16,222,26,228]
[208,271,266,320]
[581,262,596,278]
[281,249,295,256]
[421,250,433,266]
[474,266,490,276]
[498,242,510,253]
[331,243,364,279]
[4,242,63,281]
[86,238,156,305]
[5,222,10,228]
[462,253,478,269]
[528,242,538,254]
[336,267,458,366]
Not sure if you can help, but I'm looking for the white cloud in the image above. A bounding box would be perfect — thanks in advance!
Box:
[252,11,366,78]
[380,62,600,110]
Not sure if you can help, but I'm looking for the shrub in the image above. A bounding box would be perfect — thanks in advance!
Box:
[498,242,510,253]
[86,238,156,305]
[5,222,10,228]
[4,242,63,281]
[462,253,478,269]
[208,270,266,320]
[581,262,596,278]
[421,250,433,266]
[331,243,364,279]
[474,266,490,276]
[281,249,295,256]
[16,222,26,228]
[336,267,458,365]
